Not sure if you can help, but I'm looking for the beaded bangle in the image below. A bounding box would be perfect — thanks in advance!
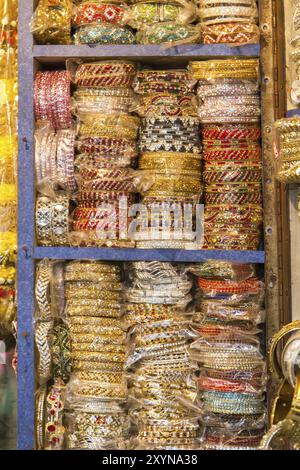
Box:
[137,93,197,118]
[204,168,261,184]
[198,278,263,295]
[127,3,196,26]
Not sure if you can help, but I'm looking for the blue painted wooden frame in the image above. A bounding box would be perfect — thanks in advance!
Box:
[17,0,263,450]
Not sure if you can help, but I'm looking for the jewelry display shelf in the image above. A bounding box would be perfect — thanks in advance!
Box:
[17,0,280,450]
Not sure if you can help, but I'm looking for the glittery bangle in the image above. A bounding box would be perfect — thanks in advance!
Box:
[34,71,73,130]
[189,59,259,80]
[203,168,261,183]
[72,3,126,27]
[75,61,137,87]
[202,22,260,45]
[205,192,262,205]
[202,125,261,141]
[203,147,261,161]
[136,22,201,45]
[32,0,72,45]
[77,136,137,157]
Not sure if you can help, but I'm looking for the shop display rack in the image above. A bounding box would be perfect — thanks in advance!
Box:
[17,0,280,450]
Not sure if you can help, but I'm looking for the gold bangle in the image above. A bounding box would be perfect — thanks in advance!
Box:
[76,371,125,383]
[35,385,47,450]
[64,272,121,282]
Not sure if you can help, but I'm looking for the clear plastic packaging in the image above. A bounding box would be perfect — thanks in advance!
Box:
[30,0,72,45]
[71,60,137,89]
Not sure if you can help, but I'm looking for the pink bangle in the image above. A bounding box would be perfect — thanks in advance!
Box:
[34,71,73,130]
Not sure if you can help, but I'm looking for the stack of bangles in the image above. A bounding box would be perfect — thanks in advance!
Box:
[125,262,200,449]
[197,0,260,45]
[189,260,266,449]
[31,0,72,44]
[72,61,139,247]
[63,261,129,449]
[125,0,199,45]
[189,59,263,250]
[274,118,300,183]
[135,69,202,249]
[72,1,136,45]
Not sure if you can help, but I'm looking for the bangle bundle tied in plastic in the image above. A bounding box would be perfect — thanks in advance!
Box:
[189,59,262,250]
[70,61,139,247]
[197,0,259,45]
[134,69,202,249]
[273,117,300,183]
[0,1,17,333]
[72,1,135,45]
[125,1,198,29]
[31,0,72,44]
[35,126,76,193]
[125,261,200,449]
[36,194,70,246]
[34,71,73,130]
[63,261,129,449]
[189,260,266,450]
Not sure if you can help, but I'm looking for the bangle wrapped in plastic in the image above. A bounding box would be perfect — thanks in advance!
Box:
[30,0,72,44]
[74,23,136,45]
[136,22,201,46]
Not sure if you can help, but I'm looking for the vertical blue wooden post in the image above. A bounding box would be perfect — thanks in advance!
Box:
[17,0,35,450]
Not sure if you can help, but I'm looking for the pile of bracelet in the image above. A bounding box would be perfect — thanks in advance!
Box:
[125,261,200,450]
[34,70,75,246]
[189,59,263,250]
[197,0,260,45]
[189,260,266,450]
[72,61,141,247]
[274,118,300,183]
[134,69,202,249]
[31,0,73,44]
[126,0,200,45]
[63,260,130,449]
[72,1,136,45]
[35,260,72,450]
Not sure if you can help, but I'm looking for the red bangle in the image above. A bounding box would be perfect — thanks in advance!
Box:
[202,126,261,142]
[198,376,258,394]
[203,148,261,162]
[73,207,131,220]
[72,3,125,27]
[72,219,128,232]
[77,190,134,205]
[197,277,263,294]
